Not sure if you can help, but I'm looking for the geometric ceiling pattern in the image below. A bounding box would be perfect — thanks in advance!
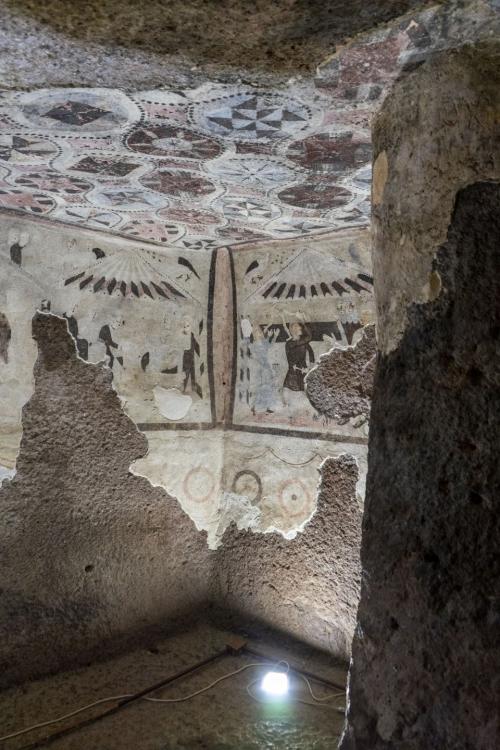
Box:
[0,4,471,249]
[0,84,372,250]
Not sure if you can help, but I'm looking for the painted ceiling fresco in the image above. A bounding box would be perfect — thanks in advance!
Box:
[0,6,457,248]
[0,4,477,545]
[0,84,371,247]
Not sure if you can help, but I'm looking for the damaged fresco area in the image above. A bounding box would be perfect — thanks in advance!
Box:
[306,324,376,426]
[232,230,373,435]
[2,0,460,541]
[0,213,374,546]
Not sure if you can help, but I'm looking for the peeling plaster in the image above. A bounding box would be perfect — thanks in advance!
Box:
[0,214,372,547]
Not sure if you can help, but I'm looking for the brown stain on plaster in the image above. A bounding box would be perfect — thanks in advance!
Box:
[426,268,442,301]
[372,150,389,206]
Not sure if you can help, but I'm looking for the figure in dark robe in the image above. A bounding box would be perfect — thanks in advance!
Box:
[283,321,315,393]
[180,319,202,398]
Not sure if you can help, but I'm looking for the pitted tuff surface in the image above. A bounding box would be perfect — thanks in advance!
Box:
[0,313,212,689]
[306,325,376,425]
[341,182,500,749]
[0,0,436,87]
[372,41,500,354]
[215,454,362,661]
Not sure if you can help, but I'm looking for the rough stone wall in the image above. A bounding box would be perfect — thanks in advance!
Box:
[341,44,500,750]
[0,313,212,688]
[371,41,500,354]
[306,324,376,427]
[214,454,363,660]
[0,0,436,87]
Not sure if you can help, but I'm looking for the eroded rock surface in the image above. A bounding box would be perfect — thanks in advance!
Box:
[306,324,376,425]
[0,313,212,688]
[214,454,363,660]
[0,0,436,85]
[340,183,500,748]
[372,41,500,354]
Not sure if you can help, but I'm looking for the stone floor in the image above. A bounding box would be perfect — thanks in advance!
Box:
[0,623,347,750]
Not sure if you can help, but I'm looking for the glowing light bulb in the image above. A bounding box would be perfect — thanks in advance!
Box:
[261,671,289,697]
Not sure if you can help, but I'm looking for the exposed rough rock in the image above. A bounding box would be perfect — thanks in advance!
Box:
[372,41,500,354]
[0,0,436,87]
[214,454,362,660]
[0,313,365,688]
[305,324,376,425]
[342,40,500,750]
[341,183,500,748]
[0,313,212,688]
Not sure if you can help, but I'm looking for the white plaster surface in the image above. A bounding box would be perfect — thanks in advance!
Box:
[0,213,372,546]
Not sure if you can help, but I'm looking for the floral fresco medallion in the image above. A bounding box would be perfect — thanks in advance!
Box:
[205,155,299,188]
[219,197,282,225]
[1,89,140,135]
[0,135,60,166]
[54,151,147,180]
[125,123,223,161]
[0,187,56,214]
[87,185,169,212]
[139,168,218,198]
[189,90,314,142]
[286,132,372,176]
[276,180,354,211]
[13,168,92,196]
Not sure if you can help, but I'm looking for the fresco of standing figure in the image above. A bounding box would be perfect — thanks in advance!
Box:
[281,313,315,408]
[250,322,279,414]
[179,317,202,399]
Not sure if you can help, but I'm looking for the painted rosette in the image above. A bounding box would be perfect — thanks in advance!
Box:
[189,90,314,143]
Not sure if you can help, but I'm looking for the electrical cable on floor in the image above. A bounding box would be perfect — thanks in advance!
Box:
[242,644,346,691]
[0,640,346,748]
[245,672,346,714]
[0,663,270,743]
